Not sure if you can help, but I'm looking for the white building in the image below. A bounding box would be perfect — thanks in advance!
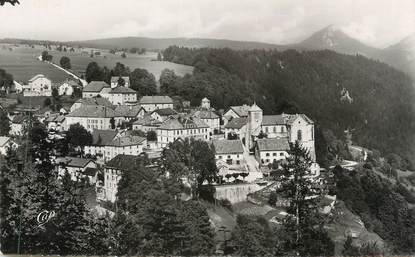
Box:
[110,76,130,88]
[222,104,250,125]
[44,113,66,132]
[65,105,124,131]
[9,115,27,136]
[0,136,17,156]
[132,115,161,132]
[150,108,177,122]
[104,154,147,202]
[115,105,146,121]
[107,86,137,105]
[82,81,111,98]
[255,138,290,165]
[55,157,97,185]
[191,109,220,133]
[84,130,147,163]
[22,74,52,96]
[156,115,210,147]
[212,139,244,166]
[59,79,78,96]
[139,96,174,112]
[224,117,247,140]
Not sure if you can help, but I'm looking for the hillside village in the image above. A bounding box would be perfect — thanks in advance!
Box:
[1,72,323,202]
[1,43,415,256]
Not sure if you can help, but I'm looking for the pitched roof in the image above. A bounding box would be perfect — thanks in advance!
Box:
[110,76,130,84]
[191,109,219,119]
[256,138,290,152]
[151,108,177,116]
[67,105,119,118]
[139,96,173,104]
[109,135,146,147]
[83,167,97,176]
[212,140,244,154]
[226,105,250,117]
[56,157,94,168]
[0,136,10,147]
[106,154,146,172]
[115,105,143,117]
[91,129,119,146]
[286,114,314,125]
[75,97,114,109]
[83,81,110,92]
[109,86,137,94]
[225,117,247,129]
[29,74,48,82]
[262,115,287,125]
[133,115,161,126]
[159,115,208,130]
[249,103,262,112]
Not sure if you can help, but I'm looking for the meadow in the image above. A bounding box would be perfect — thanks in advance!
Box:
[0,44,193,84]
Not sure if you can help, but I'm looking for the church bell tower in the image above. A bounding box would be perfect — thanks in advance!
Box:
[245,102,262,149]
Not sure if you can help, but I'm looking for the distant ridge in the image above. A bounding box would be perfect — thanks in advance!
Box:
[1,26,414,77]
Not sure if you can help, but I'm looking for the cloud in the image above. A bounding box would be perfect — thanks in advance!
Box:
[0,0,413,47]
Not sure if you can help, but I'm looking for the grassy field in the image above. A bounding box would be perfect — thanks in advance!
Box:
[0,44,193,84]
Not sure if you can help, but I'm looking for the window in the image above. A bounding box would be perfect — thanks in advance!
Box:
[236,160,240,165]
[226,159,233,165]
[266,159,270,163]
[227,155,231,159]
[280,152,284,156]
[311,127,314,140]
[218,155,222,159]
[281,127,284,133]
[265,127,268,133]
[273,127,276,133]
[266,153,270,157]
[273,153,276,156]
[297,130,302,141]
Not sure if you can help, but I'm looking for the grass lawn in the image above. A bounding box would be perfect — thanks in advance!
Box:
[1,44,193,84]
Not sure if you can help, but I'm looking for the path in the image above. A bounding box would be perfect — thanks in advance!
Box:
[242,145,263,181]
[37,56,87,86]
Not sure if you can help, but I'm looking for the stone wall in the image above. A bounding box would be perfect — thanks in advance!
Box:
[214,183,265,204]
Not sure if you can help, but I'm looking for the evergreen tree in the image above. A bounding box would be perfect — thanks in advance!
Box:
[278,141,334,256]
[0,109,10,136]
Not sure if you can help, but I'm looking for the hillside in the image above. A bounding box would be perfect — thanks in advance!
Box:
[65,37,286,51]
[162,46,415,167]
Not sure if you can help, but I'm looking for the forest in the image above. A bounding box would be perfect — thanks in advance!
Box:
[162,46,415,168]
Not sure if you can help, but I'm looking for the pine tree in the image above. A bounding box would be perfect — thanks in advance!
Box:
[278,141,334,256]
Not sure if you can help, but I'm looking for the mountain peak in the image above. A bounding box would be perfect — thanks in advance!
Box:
[298,25,378,56]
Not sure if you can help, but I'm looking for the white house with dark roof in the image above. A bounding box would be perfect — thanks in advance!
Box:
[139,96,174,112]
[255,138,290,165]
[110,76,130,88]
[212,139,244,166]
[65,105,124,131]
[115,105,146,121]
[104,154,146,202]
[82,81,111,98]
[224,117,247,140]
[156,115,210,147]
[191,109,220,133]
[132,115,162,132]
[55,157,97,184]
[22,74,52,96]
[107,86,137,105]
[84,129,146,163]
[9,115,28,136]
[150,108,177,122]
[59,79,79,96]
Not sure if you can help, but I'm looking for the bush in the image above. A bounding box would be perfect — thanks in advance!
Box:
[268,191,278,206]
[219,198,233,212]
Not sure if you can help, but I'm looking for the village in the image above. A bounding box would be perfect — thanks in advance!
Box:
[0,71,333,210]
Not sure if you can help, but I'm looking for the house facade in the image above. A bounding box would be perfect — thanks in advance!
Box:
[55,157,97,185]
[255,138,290,165]
[82,81,111,98]
[104,154,147,202]
[139,96,174,112]
[65,105,124,131]
[0,136,17,156]
[22,74,52,96]
[156,115,210,147]
[107,86,137,105]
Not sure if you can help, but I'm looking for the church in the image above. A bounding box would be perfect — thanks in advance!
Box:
[225,102,316,161]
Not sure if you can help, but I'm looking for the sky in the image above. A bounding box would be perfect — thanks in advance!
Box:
[0,0,414,48]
